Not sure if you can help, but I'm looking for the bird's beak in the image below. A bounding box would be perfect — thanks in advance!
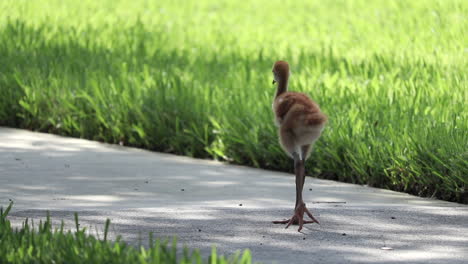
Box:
[272,80,276,85]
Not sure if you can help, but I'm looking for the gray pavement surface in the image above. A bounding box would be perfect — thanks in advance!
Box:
[1,127,467,264]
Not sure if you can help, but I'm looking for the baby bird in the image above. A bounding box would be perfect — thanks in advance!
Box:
[271,61,327,232]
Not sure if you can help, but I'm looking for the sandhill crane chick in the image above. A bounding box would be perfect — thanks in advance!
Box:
[271,60,327,232]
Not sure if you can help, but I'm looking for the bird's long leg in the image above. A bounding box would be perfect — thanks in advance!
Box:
[273,146,319,231]
[273,152,309,225]
[299,145,310,192]
[296,145,311,207]
[294,152,305,209]
[299,145,320,224]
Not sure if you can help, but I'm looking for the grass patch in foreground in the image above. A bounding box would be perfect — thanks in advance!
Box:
[0,203,253,264]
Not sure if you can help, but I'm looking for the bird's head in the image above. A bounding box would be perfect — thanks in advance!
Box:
[272,60,290,85]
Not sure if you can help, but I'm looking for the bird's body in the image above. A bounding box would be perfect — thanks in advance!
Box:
[271,61,327,231]
[273,91,327,159]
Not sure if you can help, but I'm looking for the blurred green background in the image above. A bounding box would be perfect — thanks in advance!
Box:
[0,0,466,202]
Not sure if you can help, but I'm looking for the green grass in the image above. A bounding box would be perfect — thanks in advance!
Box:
[0,203,253,263]
[0,0,467,203]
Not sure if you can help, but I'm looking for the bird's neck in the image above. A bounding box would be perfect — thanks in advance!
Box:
[275,78,288,97]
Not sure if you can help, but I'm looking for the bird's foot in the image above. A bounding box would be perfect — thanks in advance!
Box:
[273,202,319,232]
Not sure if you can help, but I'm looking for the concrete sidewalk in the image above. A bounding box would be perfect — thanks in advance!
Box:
[1,127,467,263]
